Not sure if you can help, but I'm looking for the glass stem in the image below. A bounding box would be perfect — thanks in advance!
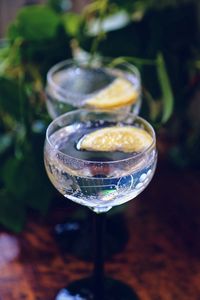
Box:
[93,212,106,300]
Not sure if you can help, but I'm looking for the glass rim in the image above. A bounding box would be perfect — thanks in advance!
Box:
[45,109,156,165]
[46,57,141,99]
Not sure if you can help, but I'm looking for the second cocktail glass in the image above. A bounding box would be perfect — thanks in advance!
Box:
[46,58,141,118]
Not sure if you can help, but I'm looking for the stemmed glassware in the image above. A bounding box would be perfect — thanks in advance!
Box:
[44,109,157,300]
[45,58,141,119]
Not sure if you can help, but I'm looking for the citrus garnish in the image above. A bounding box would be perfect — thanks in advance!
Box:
[78,126,153,153]
[85,78,139,109]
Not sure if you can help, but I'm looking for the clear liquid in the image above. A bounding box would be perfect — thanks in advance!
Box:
[44,121,156,213]
[46,66,141,119]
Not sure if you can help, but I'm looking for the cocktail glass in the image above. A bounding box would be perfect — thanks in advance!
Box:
[45,58,141,119]
[44,109,157,300]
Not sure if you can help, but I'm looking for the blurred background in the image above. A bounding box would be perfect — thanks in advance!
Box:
[0,1,200,299]
[0,0,89,37]
[0,0,200,232]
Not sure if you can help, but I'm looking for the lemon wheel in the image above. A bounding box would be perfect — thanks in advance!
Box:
[86,78,139,110]
[79,126,153,153]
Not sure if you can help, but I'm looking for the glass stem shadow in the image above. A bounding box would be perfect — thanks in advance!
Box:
[93,212,106,300]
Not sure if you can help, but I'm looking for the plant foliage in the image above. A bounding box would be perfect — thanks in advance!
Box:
[0,3,72,231]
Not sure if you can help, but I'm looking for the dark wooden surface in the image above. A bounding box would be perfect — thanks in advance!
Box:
[0,160,200,300]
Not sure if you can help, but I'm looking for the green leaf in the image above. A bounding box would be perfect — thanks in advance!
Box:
[0,133,13,155]
[8,5,60,41]
[156,52,174,123]
[0,190,26,232]
[0,41,10,75]
[1,147,53,215]
[109,56,155,68]
[1,157,29,199]
[143,88,161,122]
[62,12,82,37]
[0,77,22,119]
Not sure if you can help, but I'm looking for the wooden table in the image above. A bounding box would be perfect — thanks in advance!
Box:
[0,161,200,300]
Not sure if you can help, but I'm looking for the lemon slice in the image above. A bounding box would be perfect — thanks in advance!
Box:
[86,78,139,109]
[79,126,153,153]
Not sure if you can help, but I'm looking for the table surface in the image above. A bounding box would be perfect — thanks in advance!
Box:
[0,161,200,300]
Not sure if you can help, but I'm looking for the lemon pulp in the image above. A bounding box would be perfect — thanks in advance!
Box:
[85,78,139,109]
[79,126,153,153]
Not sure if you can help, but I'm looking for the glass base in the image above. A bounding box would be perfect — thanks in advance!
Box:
[54,212,129,261]
[55,277,139,300]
